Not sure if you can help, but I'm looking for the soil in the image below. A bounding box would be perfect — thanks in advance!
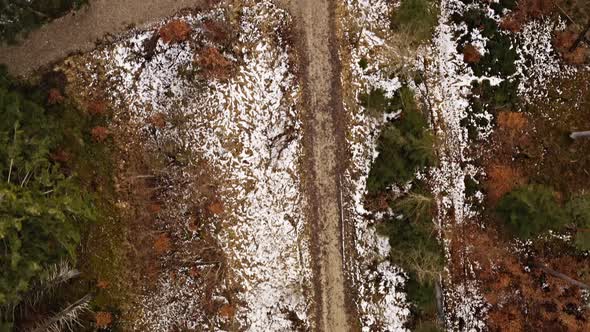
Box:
[284,0,357,331]
[0,0,207,78]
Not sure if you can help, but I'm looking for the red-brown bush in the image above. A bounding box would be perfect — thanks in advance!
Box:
[202,19,231,44]
[195,47,233,80]
[159,20,192,44]
[91,126,109,142]
[463,44,482,63]
[87,100,107,116]
[47,88,64,105]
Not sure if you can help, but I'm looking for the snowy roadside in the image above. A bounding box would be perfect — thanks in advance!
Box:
[341,1,412,331]
[61,1,312,330]
[417,1,494,328]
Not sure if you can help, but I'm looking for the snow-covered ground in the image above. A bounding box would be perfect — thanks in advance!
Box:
[342,1,412,331]
[63,1,312,330]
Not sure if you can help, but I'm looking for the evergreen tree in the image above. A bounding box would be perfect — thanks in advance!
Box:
[0,67,95,308]
[496,185,567,239]
[566,194,590,251]
[366,86,435,193]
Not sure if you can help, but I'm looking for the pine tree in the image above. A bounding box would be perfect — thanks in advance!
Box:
[366,86,435,193]
[496,185,567,239]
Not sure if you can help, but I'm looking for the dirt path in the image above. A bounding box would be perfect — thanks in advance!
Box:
[0,0,205,77]
[286,0,355,331]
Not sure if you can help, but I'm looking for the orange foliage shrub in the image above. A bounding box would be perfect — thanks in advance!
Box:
[500,0,555,32]
[563,46,589,65]
[499,16,523,33]
[218,304,236,319]
[207,200,224,215]
[87,100,107,116]
[454,225,590,331]
[91,126,109,142]
[463,44,482,64]
[486,164,525,203]
[50,149,71,163]
[495,111,534,153]
[554,30,578,51]
[148,203,162,214]
[195,47,232,80]
[497,111,528,132]
[47,88,64,105]
[554,30,589,65]
[148,113,167,128]
[520,0,555,18]
[154,234,171,254]
[97,279,109,289]
[95,311,113,328]
[159,20,192,44]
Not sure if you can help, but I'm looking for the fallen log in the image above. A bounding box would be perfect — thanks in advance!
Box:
[570,131,590,140]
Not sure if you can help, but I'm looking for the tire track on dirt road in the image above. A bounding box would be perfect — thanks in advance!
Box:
[0,0,206,77]
[286,0,356,330]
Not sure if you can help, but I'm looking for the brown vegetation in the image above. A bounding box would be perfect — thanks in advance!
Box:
[47,88,64,105]
[500,0,555,32]
[485,164,526,203]
[153,234,171,254]
[95,311,113,329]
[218,303,237,319]
[202,19,231,44]
[159,20,192,44]
[97,279,109,289]
[195,47,233,80]
[148,113,167,128]
[563,46,589,65]
[496,111,528,133]
[207,200,224,215]
[50,149,71,163]
[462,44,482,64]
[91,126,109,142]
[87,99,107,116]
[554,30,590,65]
[554,30,578,51]
[452,225,590,332]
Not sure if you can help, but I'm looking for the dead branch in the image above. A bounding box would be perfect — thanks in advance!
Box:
[534,264,590,290]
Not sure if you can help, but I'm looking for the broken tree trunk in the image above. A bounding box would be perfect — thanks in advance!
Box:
[435,278,446,327]
[535,264,590,290]
[570,21,590,51]
[570,131,590,139]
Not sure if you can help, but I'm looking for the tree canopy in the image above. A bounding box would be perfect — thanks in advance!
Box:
[0,67,95,308]
[0,0,88,43]
[366,85,435,193]
[496,185,566,239]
